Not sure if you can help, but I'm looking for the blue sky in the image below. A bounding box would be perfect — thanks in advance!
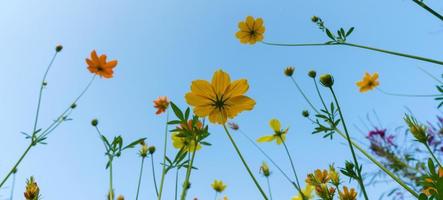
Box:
[0,0,442,199]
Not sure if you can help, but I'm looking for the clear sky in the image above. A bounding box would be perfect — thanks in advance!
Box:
[0,0,442,199]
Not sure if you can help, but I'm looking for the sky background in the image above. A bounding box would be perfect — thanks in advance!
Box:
[0,0,442,199]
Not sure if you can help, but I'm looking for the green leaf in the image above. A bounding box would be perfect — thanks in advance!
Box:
[346,27,355,36]
[123,137,146,150]
[325,29,336,41]
[170,102,184,121]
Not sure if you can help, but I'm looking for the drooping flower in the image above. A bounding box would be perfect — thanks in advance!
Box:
[86,50,118,78]
[235,16,265,45]
[185,70,255,124]
[291,184,315,200]
[153,96,170,115]
[339,186,357,200]
[257,119,288,145]
[211,180,227,193]
[24,176,40,200]
[171,132,201,152]
[356,72,379,93]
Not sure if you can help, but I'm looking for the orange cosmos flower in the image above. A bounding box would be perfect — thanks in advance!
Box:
[86,50,118,78]
[153,96,170,115]
[356,72,379,93]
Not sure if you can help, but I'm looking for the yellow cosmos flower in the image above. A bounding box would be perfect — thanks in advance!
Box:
[235,16,265,45]
[291,184,314,200]
[211,179,227,193]
[257,119,288,145]
[339,186,357,200]
[171,132,201,152]
[185,70,256,124]
[356,72,379,93]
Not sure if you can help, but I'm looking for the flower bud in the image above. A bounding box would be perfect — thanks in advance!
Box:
[404,115,427,143]
[55,44,63,52]
[117,195,124,200]
[311,16,319,23]
[260,162,271,177]
[70,103,77,109]
[24,176,40,200]
[139,144,148,158]
[319,74,334,87]
[148,146,156,154]
[284,66,295,77]
[302,110,310,118]
[308,70,317,78]
[91,119,98,127]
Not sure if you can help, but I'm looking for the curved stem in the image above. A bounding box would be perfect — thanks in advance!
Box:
[222,124,269,200]
[377,88,439,97]
[412,0,443,21]
[151,155,159,197]
[238,129,296,188]
[329,87,369,200]
[424,143,443,168]
[266,176,273,200]
[135,158,145,200]
[180,146,197,200]
[157,110,170,200]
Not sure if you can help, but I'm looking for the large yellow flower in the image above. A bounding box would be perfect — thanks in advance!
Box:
[235,16,265,45]
[257,119,288,145]
[291,184,314,200]
[185,70,256,124]
[171,132,201,152]
[356,72,379,93]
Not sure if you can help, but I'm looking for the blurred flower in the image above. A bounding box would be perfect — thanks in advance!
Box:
[291,184,314,200]
[86,50,117,78]
[148,146,156,154]
[228,122,239,131]
[211,180,227,193]
[24,176,40,200]
[284,66,295,77]
[356,72,379,93]
[117,195,125,200]
[328,165,340,186]
[171,132,201,152]
[153,96,170,115]
[257,119,288,145]
[339,186,357,200]
[306,169,330,186]
[185,70,255,124]
[139,143,148,158]
[55,44,63,52]
[235,16,265,45]
[260,162,271,177]
[404,114,428,143]
[422,166,443,196]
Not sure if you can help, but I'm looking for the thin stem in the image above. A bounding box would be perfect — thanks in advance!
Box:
[10,171,16,200]
[222,124,269,200]
[330,87,369,200]
[109,160,114,200]
[266,177,273,200]
[0,144,33,188]
[417,66,443,84]
[262,41,331,47]
[412,0,443,21]
[151,155,159,196]
[238,129,296,188]
[157,109,169,200]
[180,146,197,200]
[280,139,301,189]
[377,88,439,97]
[175,168,179,200]
[135,158,145,200]
[290,77,320,113]
[425,143,443,168]
[313,78,328,111]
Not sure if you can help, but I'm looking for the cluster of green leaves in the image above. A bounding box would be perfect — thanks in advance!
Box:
[99,133,146,169]
[312,16,354,44]
[418,159,443,200]
[340,161,362,182]
[312,102,340,139]
[434,76,443,108]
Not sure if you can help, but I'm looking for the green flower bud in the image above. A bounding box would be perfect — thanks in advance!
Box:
[319,74,334,87]
[91,119,98,127]
[284,66,295,77]
[308,70,317,78]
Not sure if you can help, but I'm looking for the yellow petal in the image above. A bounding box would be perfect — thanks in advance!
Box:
[208,108,227,124]
[190,80,215,99]
[225,96,255,118]
[254,18,264,30]
[185,92,212,107]
[245,16,255,30]
[257,135,274,143]
[193,104,214,117]
[211,70,231,96]
[225,79,249,98]
[269,119,281,132]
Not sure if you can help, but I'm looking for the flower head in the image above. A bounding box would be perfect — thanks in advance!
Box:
[404,114,428,143]
[291,184,315,200]
[339,186,357,200]
[24,176,40,200]
[356,72,379,93]
[284,66,295,77]
[211,180,227,193]
[185,70,255,124]
[260,162,271,177]
[171,132,201,152]
[235,16,265,45]
[306,169,330,186]
[139,143,148,158]
[86,50,118,78]
[257,119,288,145]
[319,74,334,87]
[117,195,125,200]
[153,96,170,115]
[328,165,340,186]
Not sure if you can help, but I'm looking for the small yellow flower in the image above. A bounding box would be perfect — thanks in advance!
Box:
[257,119,288,145]
[404,114,427,143]
[185,70,255,124]
[117,195,125,200]
[171,132,201,152]
[211,180,227,193]
[86,50,118,79]
[328,165,340,186]
[356,72,379,93]
[306,169,330,186]
[24,176,40,200]
[235,16,265,45]
[291,184,315,200]
[139,143,148,158]
[339,186,357,200]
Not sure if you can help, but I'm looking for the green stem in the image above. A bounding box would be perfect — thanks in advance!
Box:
[263,41,443,66]
[313,78,328,112]
[0,144,33,188]
[377,88,440,97]
[290,77,320,114]
[157,109,170,200]
[412,0,443,21]
[329,87,369,200]
[151,155,159,197]
[109,160,114,200]
[281,139,302,190]
[136,158,145,200]
[222,124,269,200]
[180,146,197,200]
[266,177,273,200]
[238,130,296,188]
[424,143,443,168]
[175,168,179,200]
